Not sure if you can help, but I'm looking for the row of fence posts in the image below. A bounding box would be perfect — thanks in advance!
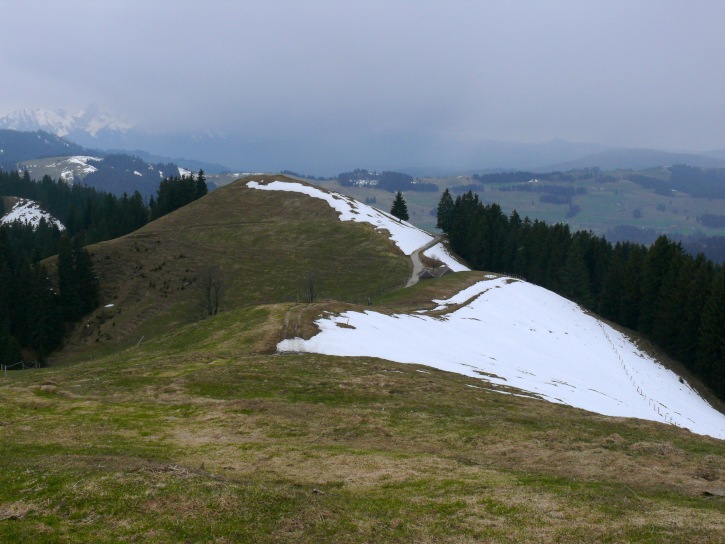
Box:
[2,361,39,376]
[596,321,680,428]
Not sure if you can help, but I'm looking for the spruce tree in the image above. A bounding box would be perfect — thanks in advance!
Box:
[619,245,645,329]
[436,188,454,232]
[390,191,409,221]
[638,236,680,335]
[561,237,592,307]
[673,254,713,364]
[27,263,64,357]
[73,238,99,317]
[57,234,79,321]
[597,244,626,321]
[696,267,725,398]
[196,169,208,198]
[57,235,99,321]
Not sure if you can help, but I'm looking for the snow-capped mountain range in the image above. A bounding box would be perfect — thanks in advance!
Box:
[0,106,133,139]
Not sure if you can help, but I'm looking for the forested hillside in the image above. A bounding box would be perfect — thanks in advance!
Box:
[0,169,208,363]
[0,129,86,165]
[438,189,725,400]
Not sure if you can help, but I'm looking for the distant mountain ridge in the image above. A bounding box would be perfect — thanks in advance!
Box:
[0,106,133,138]
[4,108,725,179]
[538,148,725,171]
[0,130,181,198]
[0,129,87,165]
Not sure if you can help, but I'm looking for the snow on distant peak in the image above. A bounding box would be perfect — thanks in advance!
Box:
[279,276,725,440]
[64,156,101,174]
[1,198,65,231]
[48,156,102,184]
[247,179,434,255]
[178,167,192,177]
[0,107,133,137]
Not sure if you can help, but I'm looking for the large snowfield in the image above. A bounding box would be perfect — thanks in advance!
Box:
[280,277,725,440]
[249,178,725,439]
[247,180,434,255]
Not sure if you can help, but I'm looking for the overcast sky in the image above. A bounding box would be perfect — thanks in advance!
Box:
[3,1,725,169]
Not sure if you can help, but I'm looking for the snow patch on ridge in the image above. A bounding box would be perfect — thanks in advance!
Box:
[279,277,725,440]
[48,156,102,183]
[247,180,434,255]
[1,198,65,231]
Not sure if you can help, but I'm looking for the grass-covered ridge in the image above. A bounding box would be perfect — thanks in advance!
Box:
[2,295,724,542]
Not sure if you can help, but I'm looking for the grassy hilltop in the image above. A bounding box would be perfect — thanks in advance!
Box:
[1,178,723,543]
[57,175,409,357]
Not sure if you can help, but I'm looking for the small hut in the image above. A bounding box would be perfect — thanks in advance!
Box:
[417,265,452,280]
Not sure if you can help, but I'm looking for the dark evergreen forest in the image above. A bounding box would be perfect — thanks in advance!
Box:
[0,169,208,364]
[437,189,725,401]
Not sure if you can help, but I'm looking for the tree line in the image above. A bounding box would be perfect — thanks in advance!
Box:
[437,189,725,400]
[0,168,209,363]
[0,169,207,261]
[0,231,97,363]
[628,165,725,199]
[471,170,591,184]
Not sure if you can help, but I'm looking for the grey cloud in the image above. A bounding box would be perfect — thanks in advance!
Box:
[3,0,725,169]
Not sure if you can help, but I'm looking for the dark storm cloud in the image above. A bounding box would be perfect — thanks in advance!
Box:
[3,0,725,168]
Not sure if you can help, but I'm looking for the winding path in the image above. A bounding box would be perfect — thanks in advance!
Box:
[406,235,444,287]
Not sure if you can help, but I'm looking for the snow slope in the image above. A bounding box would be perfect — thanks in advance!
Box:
[279,276,725,440]
[247,180,434,255]
[423,242,470,272]
[50,156,102,183]
[1,198,65,230]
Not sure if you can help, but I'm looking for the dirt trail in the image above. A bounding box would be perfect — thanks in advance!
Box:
[281,307,304,340]
[406,235,444,288]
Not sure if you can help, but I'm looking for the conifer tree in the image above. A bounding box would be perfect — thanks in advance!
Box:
[26,263,64,358]
[638,236,680,335]
[0,317,22,365]
[436,188,454,232]
[73,237,99,317]
[390,191,409,221]
[57,235,99,322]
[57,234,79,321]
[196,169,208,198]
[597,243,626,320]
[673,254,713,364]
[561,237,592,307]
[619,245,645,329]
[696,268,725,398]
